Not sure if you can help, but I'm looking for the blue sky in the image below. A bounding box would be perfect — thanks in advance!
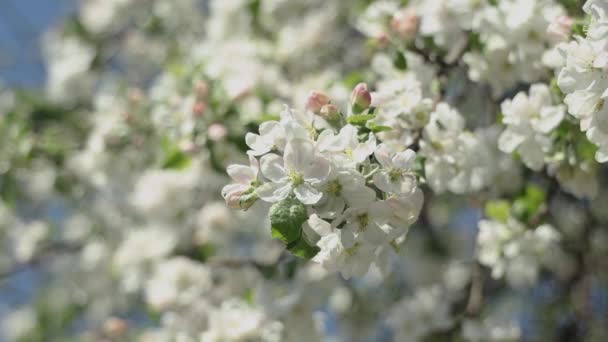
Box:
[0,0,75,88]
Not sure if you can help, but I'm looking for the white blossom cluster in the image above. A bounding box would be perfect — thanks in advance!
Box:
[3,0,608,341]
[477,218,561,287]
[223,85,425,278]
[557,0,608,162]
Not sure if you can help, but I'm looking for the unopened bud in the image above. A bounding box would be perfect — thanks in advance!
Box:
[179,140,197,154]
[103,317,129,337]
[547,15,573,41]
[193,101,206,116]
[207,123,228,141]
[351,83,372,114]
[375,32,390,48]
[390,9,418,40]
[320,104,341,125]
[224,188,257,210]
[306,91,331,114]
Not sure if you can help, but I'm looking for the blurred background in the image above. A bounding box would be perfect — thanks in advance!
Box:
[0,0,75,87]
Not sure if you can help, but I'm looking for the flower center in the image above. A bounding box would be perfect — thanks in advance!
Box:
[289,170,304,186]
[357,214,369,231]
[326,180,342,196]
[389,169,404,182]
[345,242,360,256]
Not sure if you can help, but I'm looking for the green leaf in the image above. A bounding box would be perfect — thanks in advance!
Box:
[161,137,192,170]
[347,114,375,125]
[513,184,546,221]
[575,136,597,162]
[269,197,307,244]
[484,200,511,223]
[343,71,364,89]
[367,122,392,133]
[393,51,407,70]
[162,149,192,170]
[287,238,320,259]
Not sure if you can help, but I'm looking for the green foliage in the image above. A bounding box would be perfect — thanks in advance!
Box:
[484,200,511,223]
[286,238,320,259]
[269,197,318,259]
[393,51,408,70]
[343,71,365,90]
[367,122,392,133]
[160,137,192,170]
[347,114,375,126]
[512,184,546,222]
[269,197,307,244]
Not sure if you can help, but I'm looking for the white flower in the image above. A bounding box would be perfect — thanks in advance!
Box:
[373,144,417,195]
[316,124,376,166]
[498,84,565,170]
[387,285,454,342]
[258,139,330,204]
[420,103,491,193]
[314,168,376,219]
[312,231,376,279]
[145,257,212,310]
[245,121,286,156]
[557,35,608,162]
[222,155,260,209]
[477,219,561,287]
[584,0,608,40]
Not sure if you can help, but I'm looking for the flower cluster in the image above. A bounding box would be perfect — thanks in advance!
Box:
[498,84,565,170]
[477,218,561,287]
[557,0,608,162]
[223,85,424,277]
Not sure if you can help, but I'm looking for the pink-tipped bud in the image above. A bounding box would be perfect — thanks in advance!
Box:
[351,83,372,113]
[306,91,331,114]
[179,140,197,154]
[103,317,129,337]
[208,123,228,141]
[193,101,206,116]
[390,9,419,40]
[547,15,573,41]
[376,32,390,48]
[223,188,257,210]
[320,104,341,124]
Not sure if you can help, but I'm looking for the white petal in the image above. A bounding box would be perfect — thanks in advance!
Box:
[374,143,392,168]
[245,133,270,156]
[303,156,331,184]
[498,129,525,153]
[227,164,255,184]
[294,183,323,205]
[256,182,291,203]
[535,106,564,133]
[392,149,416,170]
[284,139,314,171]
[260,154,287,182]
[373,171,395,194]
[307,214,333,237]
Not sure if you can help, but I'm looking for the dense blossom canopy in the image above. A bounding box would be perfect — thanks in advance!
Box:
[1,0,607,341]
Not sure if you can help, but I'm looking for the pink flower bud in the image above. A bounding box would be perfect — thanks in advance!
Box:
[208,123,228,141]
[376,32,390,48]
[224,188,256,210]
[390,9,419,40]
[306,91,331,114]
[193,101,206,116]
[320,103,341,124]
[179,140,197,154]
[547,15,573,41]
[103,317,129,337]
[351,83,372,113]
